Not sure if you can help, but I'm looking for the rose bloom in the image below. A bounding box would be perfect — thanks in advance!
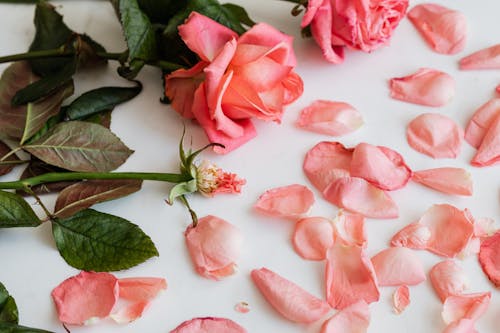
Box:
[166,13,303,153]
[302,0,409,63]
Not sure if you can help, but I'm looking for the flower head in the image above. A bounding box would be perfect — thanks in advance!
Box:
[195,160,246,197]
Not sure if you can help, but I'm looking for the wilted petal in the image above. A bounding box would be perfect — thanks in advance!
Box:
[430,260,469,302]
[296,100,363,136]
[407,113,463,159]
[412,167,473,196]
[118,278,167,302]
[408,4,467,55]
[464,99,500,149]
[471,113,500,167]
[254,184,315,219]
[320,300,370,333]
[459,44,500,70]
[442,292,491,324]
[323,177,398,219]
[393,285,410,314]
[390,68,455,107]
[292,216,335,260]
[170,317,246,333]
[251,268,331,323]
[478,231,500,287]
[333,211,367,247]
[371,247,426,286]
[391,223,431,249]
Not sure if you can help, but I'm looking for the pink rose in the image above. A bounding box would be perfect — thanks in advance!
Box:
[165,13,303,153]
[302,0,409,63]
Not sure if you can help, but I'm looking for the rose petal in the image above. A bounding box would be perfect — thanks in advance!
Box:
[442,292,491,325]
[234,302,250,314]
[296,100,363,136]
[412,167,473,196]
[170,317,246,333]
[393,285,410,314]
[333,211,366,247]
[371,247,426,286]
[110,301,149,324]
[292,216,335,261]
[320,300,370,333]
[407,113,463,159]
[282,71,304,105]
[465,99,500,149]
[459,44,500,70]
[51,271,119,325]
[443,318,477,333]
[185,215,243,280]
[251,267,331,323]
[301,0,323,27]
[350,143,412,191]
[118,278,167,302]
[458,237,481,259]
[473,217,497,238]
[303,141,353,192]
[478,231,500,287]
[390,68,455,107]
[390,223,431,250]
[325,244,380,309]
[471,112,500,167]
[408,4,467,55]
[430,260,469,302]
[254,184,315,219]
[323,177,399,219]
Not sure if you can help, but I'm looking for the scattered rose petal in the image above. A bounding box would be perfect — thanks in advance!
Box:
[390,223,431,249]
[390,68,455,107]
[442,292,491,325]
[478,231,500,287]
[412,167,473,196]
[371,247,426,286]
[465,99,500,149]
[473,217,497,238]
[350,143,412,191]
[471,112,500,167]
[251,267,331,323]
[443,318,477,333]
[408,4,467,55]
[303,141,353,192]
[393,285,410,314]
[118,278,167,302]
[234,302,250,314]
[254,184,315,219]
[323,177,398,219]
[325,243,380,309]
[296,100,363,136]
[320,300,370,333]
[110,301,149,324]
[170,317,246,333]
[459,44,500,70]
[292,216,334,261]
[185,215,243,280]
[407,113,463,159]
[333,211,367,247]
[458,236,481,259]
[430,260,469,302]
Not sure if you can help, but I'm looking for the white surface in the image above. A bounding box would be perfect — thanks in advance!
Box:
[0,0,499,332]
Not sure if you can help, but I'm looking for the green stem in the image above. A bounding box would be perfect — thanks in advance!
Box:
[24,187,53,220]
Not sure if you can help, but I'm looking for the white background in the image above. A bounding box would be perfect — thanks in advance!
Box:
[0,0,499,332]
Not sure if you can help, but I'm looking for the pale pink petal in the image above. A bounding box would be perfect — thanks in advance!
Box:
[251,267,331,323]
[458,237,481,259]
[282,71,304,105]
[371,247,426,286]
[443,318,477,333]
[412,168,473,196]
[478,231,500,287]
[110,301,149,324]
[325,244,380,309]
[407,113,463,159]
[303,141,353,192]
[408,4,467,55]
[430,260,469,302]
[390,68,455,107]
[390,223,431,250]
[471,113,500,166]
[118,278,167,302]
[333,211,367,247]
[310,0,345,64]
[464,99,500,149]
[185,215,243,280]
[392,285,410,315]
[234,302,250,314]
[473,217,496,238]
[459,44,500,70]
[320,300,370,333]
[323,177,399,219]
[254,184,315,219]
[292,216,335,261]
[296,100,363,136]
[442,292,491,324]
[170,317,246,333]
[51,271,119,325]
[350,143,412,191]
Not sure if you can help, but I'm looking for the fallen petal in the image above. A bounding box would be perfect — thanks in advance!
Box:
[430,260,469,302]
[412,167,473,196]
[118,278,167,302]
[473,217,497,238]
[170,317,246,333]
[390,223,431,249]
[234,302,250,314]
[292,216,335,261]
[254,184,315,219]
[320,300,370,333]
[333,211,367,247]
[443,318,476,333]
[393,285,410,314]
[464,99,500,149]
[478,231,500,287]
[371,247,426,286]
[110,301,149,324]
[459,44,500,70]
[251,267,331,323]
[471,113,500,167]
[442,292,491,324]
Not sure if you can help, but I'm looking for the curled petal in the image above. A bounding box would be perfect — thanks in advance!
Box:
[391,223,431,249]
[333,211,366,247]
[251,268,331,323]
[407,113,463,159]
[478,231,500,287]
[170,317,246,333]
[442,292,491,325]
[459,44,500,70]
[118,278,167,302]
[110,301,149,324]
[393,285,410,315]
[371,247,426,286]
[408,4,467,55]
[301,0,324,27]
[254,184,315,219]
[430,260,469,302]
[471,113,500,167]
[282,72,304,105]
[292,216,335,261]
[296,100,363,136]
[320,300,370,333]
[465,99,500,149]
[323,177,399,219]
[412,167,473,196]
[310,0,345,64]
[390,68,455,107]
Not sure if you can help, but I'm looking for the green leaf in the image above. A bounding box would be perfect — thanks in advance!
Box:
[52,209,159,271]
[64,84,142,121]
[23,121,133,172]
[0,142,20,177]
[16,158,75,196]
[167,179,197,204]
[0,191,41,228]
[54,179,143,218]
[76,34,108,69]
[136,0,185,24]
[82,110,112,128]
[0,323,54,333]
[222,3,256,27]
[0,282,18,324]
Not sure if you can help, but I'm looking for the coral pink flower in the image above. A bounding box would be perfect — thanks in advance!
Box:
[390,68,455,107]
[390,222,431,250]
[459,44,500,70]
[251,268,331,323]
[408,4,467,55]
[165,13,303,153]
[371,247,426,286]
[196,160,246,197]
[170,317,246,333]
[320,300,370,333]
[478,231,500,287]
[393,285,410,314]
[301,0,409,63]
[185,215,243,280]
[412,167,473,196]
[292,216,335,260]
[465,99,500,149]
[254,184,315,219]
[430,260,469,302]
